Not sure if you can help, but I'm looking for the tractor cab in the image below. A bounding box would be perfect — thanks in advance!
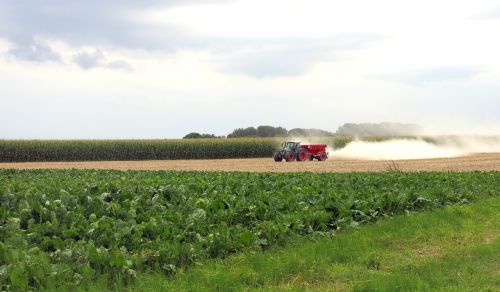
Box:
[275,141,306,162]
[281,141,300,152]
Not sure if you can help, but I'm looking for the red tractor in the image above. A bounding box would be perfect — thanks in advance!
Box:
[274,141,329,162]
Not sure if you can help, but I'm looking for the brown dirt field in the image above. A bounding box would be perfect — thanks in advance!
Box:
[0,153,499,172]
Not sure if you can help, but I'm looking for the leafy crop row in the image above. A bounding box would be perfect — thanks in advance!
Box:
[0,170,497,290]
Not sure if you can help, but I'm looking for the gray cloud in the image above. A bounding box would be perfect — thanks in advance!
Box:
[8,39,61,62]
[225,49,316,78]
[470,6,500,20]
[107,60,133,71]
[0,1,218,51]
[410,67,482,84]
[73,51,104,70]
[485,6,500,18]
[491,7,500,18]
[73,50,132,70]
[220,34,379,78]
[0,1,377,77]
[375,66,483,86]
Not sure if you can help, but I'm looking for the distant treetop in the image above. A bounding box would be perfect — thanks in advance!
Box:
[182,132,222,139]
[184,122,422,139]
[226,126,334,138]
[288,128,334,137]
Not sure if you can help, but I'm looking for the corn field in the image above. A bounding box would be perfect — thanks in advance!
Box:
[0,138,282,162]
[0,136,425,162]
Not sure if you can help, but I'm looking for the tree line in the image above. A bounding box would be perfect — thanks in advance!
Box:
[183,123,422,139]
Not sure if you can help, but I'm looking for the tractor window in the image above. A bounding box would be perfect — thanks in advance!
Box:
[282,142,298,149]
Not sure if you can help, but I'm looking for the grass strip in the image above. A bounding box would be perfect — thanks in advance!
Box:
[129,196,499,291]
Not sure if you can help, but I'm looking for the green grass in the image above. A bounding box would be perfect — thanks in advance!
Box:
[129,196,500,291]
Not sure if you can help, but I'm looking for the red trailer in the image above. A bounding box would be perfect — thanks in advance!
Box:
[300,144,328,161]
[274,142,329,162]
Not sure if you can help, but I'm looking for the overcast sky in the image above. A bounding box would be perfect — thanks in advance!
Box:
[1,0,499,138]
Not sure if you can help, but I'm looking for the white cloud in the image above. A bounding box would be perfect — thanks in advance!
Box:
[0,0,499,138]
[374,66,484,86]
[0,38,8,48]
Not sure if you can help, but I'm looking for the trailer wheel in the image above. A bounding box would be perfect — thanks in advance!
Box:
[285,152,295,162]
[318,153,327,161]
[274,152,282,162]
[296,149,308,162]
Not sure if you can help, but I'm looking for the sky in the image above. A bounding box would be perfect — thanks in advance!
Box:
[0,0,499,139]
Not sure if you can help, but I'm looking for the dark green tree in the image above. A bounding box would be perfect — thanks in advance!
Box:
[183,132,202,139]
[227,127,258,138]
[257,126,288,137]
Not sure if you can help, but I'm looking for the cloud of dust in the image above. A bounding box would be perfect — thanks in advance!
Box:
[331,136,500,160]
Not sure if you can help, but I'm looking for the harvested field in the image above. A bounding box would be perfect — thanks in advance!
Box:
[0,153,499,172]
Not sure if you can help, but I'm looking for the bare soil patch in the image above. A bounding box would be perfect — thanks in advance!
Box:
[0,153,499,172]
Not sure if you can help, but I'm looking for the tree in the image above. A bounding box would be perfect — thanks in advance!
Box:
[183,132,202,139]
[288,128,334,137]
[257,125,288,137]
[227,127,258,138]
[183,132,221,139]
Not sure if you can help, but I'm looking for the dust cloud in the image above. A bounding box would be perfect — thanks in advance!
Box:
[331,136,500,160]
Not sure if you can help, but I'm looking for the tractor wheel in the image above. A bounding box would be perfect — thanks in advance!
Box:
[318,153,327,161]
[296,149,308,162]
[274,152,282,162]
[285,152,295,162]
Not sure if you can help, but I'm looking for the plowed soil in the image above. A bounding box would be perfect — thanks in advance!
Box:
[1,153,499,172]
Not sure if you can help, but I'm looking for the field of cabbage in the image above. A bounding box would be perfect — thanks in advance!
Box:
[0,169,498,290]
